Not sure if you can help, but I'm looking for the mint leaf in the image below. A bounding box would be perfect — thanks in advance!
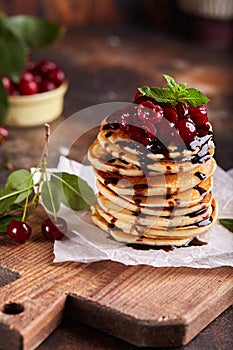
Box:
[138,75,209,107]
[163,74,177,91]
[138,86,177,106]
[219,218,233,233]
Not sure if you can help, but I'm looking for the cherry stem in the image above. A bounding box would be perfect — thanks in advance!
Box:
[40,124,58,221]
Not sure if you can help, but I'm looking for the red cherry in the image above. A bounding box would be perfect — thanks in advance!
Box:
[163,105,178,124]
[18,79,39,95]
[33,73,42,85]
[41,217,67,240]
[26,59,36,71]
[47,67,65,86]
[37,60,57,76]
[134,91,143,101]
[20,71,34,82]
[138,101,163,123]
[176,102,189,119]
[2,77,14,94]
[188,105,208,126]
[10,88,20,96]
[196,122,210,136]
[7,220,32,243]
[128,122,156,146]
[190,113,208,126]
[40,79,57,92]
[0,125,9,142]
[188,105,207,116]
[157,118,180,146]
[176,119,197,143]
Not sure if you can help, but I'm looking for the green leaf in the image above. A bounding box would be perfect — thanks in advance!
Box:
[138,74,209,107]
[138,86,177,106]
[7,15,62,51]
[0,215,21,233]
[0,188,18,213]
[0,16,26,82]
[0,79,8,123]
[181,88,209,107]
[51,172,95,211]
[219,218,233,233]
[41,180,61,213]
[163,74,177,91]
[5,169,33,203]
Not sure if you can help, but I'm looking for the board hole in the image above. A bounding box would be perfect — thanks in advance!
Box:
[2,302,24,315]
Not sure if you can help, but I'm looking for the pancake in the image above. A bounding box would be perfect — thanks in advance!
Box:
[98,117,215,174]
[94,157,216,196]
[97,191,213,217]
[97,177,213,208]
[88,92,217,247]
[88,139,143,176]
[91,198,218,246]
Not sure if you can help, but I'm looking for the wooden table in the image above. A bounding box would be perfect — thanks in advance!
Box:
[1,25,233,349]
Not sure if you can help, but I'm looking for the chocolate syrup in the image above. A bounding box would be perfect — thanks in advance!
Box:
[195,171,206,180]
[102,123,120,130]
[186,207,207,218]
[105,131,113,138]
[104,177,119,185]
[126,236,207,252]
[194,216,213,227]
[108,217,116,229]
[194,185,207,196]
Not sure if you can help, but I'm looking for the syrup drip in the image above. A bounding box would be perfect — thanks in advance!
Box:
[195,171,206,180]
[126,237,207,252]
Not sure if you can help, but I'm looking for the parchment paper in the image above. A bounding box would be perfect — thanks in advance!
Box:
[53,156,233,268]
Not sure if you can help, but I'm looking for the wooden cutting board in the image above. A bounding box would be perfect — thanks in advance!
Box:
[0,206,232,350]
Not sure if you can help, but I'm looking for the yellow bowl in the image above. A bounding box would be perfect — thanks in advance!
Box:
[6,81,68,127]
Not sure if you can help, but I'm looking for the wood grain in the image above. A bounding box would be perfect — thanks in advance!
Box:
[0,206,232,350]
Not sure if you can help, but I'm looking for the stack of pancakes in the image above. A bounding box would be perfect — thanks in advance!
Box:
[87,115,217,247]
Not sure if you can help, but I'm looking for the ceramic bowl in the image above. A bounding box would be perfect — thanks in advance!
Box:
[6,81,68,127]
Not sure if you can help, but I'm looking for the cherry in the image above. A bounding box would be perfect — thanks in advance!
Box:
[157,118,180,146]
[0,126,9,142]
[7,220,32,243]
[196,122,210,136]
[176,102,189,119]
[188,105,208,126]
[134,91,143,101]
[26,59,36,71]
[11,88,20,96]
[47,67,65,86]
[18,79,39,95]
[128,122,156,146]
[138,101,163,123]
[190,113,208,126]
[40,80,57,93]
[163,105,178,124]
[2,77,14,94]
[37,60,57,76]
[176,119,197,143]
[188,105,207,116]
[41,217,67,240]
[20,71,34,82]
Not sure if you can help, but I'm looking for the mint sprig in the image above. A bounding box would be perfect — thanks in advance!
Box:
[138,74,209,107]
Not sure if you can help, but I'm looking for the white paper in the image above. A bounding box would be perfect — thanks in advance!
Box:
[53,156,233,268]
